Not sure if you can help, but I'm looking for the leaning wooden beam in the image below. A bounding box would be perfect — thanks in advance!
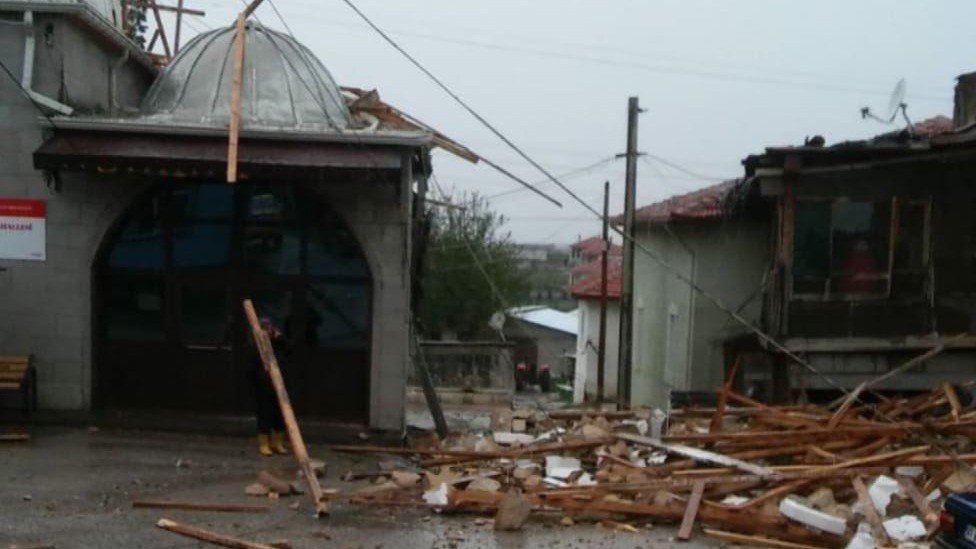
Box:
[132,500,269,513]
[703,529,828,549]
[156,518,276,549]
[226,13,246,183]
[243,299,327,516]
[676,480,705,540]
[617,432,776,478]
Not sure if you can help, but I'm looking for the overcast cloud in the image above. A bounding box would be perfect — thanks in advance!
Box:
[174,0,970,244]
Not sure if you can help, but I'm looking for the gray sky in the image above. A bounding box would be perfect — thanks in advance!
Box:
[174,0,970,244]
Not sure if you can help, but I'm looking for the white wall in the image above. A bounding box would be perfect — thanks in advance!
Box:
[630,219,769,409]
[573,298,620,403]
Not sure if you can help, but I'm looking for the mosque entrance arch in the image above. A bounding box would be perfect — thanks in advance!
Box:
[93,181,371,421]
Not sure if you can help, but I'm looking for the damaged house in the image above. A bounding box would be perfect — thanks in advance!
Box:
[625,73,976,408]
[0,0,473,436]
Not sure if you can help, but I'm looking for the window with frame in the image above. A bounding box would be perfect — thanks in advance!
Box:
[792,198,928,300]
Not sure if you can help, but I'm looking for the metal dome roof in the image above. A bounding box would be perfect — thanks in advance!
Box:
[141,22,351,131]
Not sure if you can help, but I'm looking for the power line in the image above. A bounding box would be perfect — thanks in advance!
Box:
[339,0,857,396]
[641,153,728,182]
[484,155,618,200]
[308,12,946,103]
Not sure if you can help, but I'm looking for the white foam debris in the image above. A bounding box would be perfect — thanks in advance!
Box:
[779,495,847,535]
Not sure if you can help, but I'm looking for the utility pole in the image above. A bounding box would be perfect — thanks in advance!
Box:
[597,181,610,405]
[617,96,640,409]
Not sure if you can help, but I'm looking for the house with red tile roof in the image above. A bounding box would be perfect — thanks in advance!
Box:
[567,256,622,402]
[609,178,771,409]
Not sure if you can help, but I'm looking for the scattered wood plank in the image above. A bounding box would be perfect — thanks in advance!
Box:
[132,500,268,513]
[677,480,705,540]
[0,433,29,442]
[897,475,939,527]
[703,528,828,549]
[618,433,776,478]
[156,518,276,549]
[945,383,963,423]
[243,299,327,516]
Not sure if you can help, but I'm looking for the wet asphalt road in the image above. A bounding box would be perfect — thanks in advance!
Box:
[1,426,723,548]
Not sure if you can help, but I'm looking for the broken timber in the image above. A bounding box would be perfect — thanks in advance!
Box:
[156,518,277,549]
[677,480,705,540]
[243,298,327,516]
[226,13,246,183]
[132,500,269,513]
[617,432,776,478]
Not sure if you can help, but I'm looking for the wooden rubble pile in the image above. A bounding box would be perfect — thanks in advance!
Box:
[334,383,976,548]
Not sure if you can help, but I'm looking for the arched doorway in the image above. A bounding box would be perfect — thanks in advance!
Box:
[94,181,371,422]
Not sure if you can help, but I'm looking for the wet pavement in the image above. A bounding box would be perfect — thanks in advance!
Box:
[1,426,723,548]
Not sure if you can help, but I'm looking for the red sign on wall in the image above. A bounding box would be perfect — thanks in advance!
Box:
[0,198,46,261]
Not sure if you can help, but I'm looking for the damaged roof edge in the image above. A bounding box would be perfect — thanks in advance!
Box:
[0,1,157,72]
[47,117,435,147]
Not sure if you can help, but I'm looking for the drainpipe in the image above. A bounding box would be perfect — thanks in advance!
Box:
[110,48,130,116]
[664,224,697,392]
[22,11,74,117]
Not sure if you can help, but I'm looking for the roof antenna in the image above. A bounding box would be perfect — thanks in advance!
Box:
[861,78,914,135]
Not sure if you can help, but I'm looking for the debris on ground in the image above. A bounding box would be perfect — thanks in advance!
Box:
[327,381,976,546]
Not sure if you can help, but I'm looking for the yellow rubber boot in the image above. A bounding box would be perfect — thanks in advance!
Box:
[258,434,273,456]
[271,431,289,455]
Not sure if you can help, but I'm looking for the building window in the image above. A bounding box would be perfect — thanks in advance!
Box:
[792,198,927,300]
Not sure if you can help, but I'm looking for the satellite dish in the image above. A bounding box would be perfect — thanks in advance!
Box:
[861,78,911,127]
[886,79,907,121]
[489,311,506,332]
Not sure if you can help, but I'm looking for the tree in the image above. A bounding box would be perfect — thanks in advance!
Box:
[420,192,529,339]
[125,6,149,48]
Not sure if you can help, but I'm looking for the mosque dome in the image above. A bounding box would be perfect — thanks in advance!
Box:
[140,22,352,131]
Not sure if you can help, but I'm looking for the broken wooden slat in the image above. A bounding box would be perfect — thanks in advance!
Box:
[677,480,705,540]
[0,433,30,442]
[421,438,612,467]
[703,528,828,549]
[156,518,276,549]
[896,475,939,527]
[945,383,963,423]
[243,299,327,516]
[851,476,891,546]
[617,432,776,478]
[826,381,865,430]
[132,500,268,513]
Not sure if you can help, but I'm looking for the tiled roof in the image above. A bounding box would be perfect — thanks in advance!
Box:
[569,259,622,300]
[570,236,605,255]
[612,179,740,225]
[569,244,621,275]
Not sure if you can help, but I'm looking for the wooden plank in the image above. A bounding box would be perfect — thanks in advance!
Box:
[0,433,30,442]
[421,438,611,467]
[226,13,246,183]
[896,476,939,527]
[945,383,963,423]
[132,500,269,513]
[851,476,890,546]
[618,432,776,478]
[677,480,705,540]
[826,381,865,429]
[156,518,276,549]
[703,529,828,549]
[243,299,327,516]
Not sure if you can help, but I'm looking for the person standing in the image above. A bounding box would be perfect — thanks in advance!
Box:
[253,317,289,456]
